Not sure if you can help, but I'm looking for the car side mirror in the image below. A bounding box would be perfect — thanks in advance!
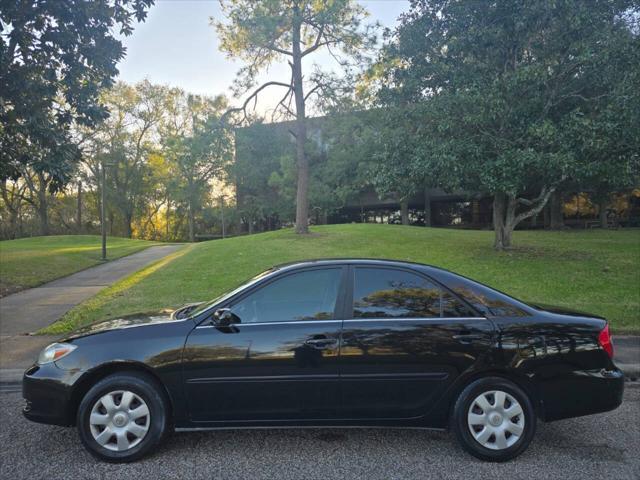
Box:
[213,308,239,326]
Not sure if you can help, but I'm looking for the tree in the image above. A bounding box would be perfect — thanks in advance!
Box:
[0,0,154,189]
[377,0,639,249]
[232,121,296,231]
[161,93,232,242]
[366,106,435,226]
[215,0,376,233]
[568,25,640,228]
[0,178,27,238]
[81,81,166,238]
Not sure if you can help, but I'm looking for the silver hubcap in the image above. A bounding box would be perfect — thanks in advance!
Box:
[467,390,525,450]
[89,390,150,452]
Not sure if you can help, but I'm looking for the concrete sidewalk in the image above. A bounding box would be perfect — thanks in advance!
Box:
[0,244,183,377]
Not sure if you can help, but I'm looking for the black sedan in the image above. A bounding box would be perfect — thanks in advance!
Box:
[23,259,624,463]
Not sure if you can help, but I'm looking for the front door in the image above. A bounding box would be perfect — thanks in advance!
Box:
[183,266,346,423]
[339,266,493,419]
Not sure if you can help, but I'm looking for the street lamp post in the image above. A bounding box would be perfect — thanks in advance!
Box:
[220,195,226,239]
[101,161,107,260]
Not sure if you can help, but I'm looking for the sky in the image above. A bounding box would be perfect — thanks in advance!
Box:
[117,0,409,113]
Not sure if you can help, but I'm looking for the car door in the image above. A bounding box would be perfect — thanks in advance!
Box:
[183,266,347,423]
[338,265,493,419]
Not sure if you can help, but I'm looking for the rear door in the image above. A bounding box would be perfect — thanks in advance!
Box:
[183,266,347,422]
[338,265,493,419]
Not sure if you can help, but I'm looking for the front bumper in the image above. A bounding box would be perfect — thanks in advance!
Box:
[22,363,78,426]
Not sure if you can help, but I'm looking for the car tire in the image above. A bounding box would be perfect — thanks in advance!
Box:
[76,371,169,463]
[452,376,536,462]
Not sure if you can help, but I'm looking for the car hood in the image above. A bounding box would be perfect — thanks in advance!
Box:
[63,308,181,340]
[530,303,605,319]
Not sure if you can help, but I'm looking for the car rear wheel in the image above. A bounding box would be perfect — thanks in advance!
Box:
[452,377,536,462]
[77,372,168,462]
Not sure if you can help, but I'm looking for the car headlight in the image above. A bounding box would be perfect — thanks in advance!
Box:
[37,343,77,364]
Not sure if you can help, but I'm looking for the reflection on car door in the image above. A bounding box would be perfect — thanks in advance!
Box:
[183,266,346,423]
[339,266,493,419]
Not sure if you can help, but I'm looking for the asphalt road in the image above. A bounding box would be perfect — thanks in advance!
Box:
[1,385,638,480]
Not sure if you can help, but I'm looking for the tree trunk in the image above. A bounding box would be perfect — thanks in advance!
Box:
[17,204,23,237]
[493,188,556,250]
[543,201,550,227]
[188,198,195,242]
[35,172,50,236]
[549,191,564,230]
[493,193,514,250]
[471,199,481,227]
[165,197,170,240]
[37,203,49,236]
[76,181,82,233]
[292,7,309,234]
[400,199,409,225]
[8,210,18,239]
[36,190,49,236]
[599,198,609,229]
[424,188,432,227]
[123,212,133,238]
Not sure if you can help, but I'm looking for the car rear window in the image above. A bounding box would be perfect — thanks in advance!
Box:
[433,269,531,317]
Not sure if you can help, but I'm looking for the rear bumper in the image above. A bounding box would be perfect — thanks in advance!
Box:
[22,363,76,427]
[540,368,625,422]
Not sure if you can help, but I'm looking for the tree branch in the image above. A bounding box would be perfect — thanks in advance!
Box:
[304,84,321,102]
[266,43,293,56]
[220,81,293,126]
[514,185,557,225]
[301,24,326,57]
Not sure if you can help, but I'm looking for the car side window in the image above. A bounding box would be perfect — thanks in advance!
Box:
[353,267,472,318]
[229,268,342,324]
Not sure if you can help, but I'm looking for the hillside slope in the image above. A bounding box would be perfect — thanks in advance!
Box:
[44,225,640,333]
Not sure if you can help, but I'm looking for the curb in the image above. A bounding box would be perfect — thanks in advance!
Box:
[617,363,640,380]
[0,369,24,385]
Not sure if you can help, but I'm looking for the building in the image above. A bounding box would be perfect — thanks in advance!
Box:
[234,118,639,232]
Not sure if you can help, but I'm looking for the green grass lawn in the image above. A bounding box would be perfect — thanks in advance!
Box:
[42,224,640,334]
[0,235,160,296]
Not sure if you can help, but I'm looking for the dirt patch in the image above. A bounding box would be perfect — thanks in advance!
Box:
[498,246,593,261]
[0,282,24,298]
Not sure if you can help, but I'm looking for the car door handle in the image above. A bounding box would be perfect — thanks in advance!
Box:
[304,337,337,349]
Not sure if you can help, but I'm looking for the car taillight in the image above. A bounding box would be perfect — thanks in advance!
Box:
[598,323,614,359]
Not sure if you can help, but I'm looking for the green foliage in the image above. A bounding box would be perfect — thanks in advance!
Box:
[215,0,375,95]
[215,0,377,233]
[82,81,167,237]
[0,0,154,188]
[75,82,233,241]
[161,92,233,241]
[44,225,640,333]
[233,113,379,228]
[233,122,295,227]
[372,0,640,247]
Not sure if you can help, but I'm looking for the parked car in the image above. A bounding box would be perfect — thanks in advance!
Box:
[23,259,624,462]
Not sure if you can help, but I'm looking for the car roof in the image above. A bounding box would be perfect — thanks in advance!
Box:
[273,258,437,271]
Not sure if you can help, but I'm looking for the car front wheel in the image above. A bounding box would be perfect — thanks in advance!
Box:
[452,376,536,462]
[76,372,168,462]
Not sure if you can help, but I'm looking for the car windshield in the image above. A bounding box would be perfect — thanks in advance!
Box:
[187,268,277,317]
